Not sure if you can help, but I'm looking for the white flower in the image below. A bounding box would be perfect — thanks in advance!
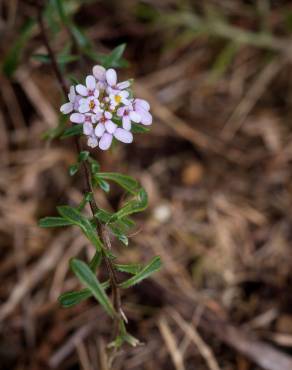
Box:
[133,98,152,125]
[106,68,130,93]
[109,90,130,110]
[60,65,151,151]
[78,96,101,114]
[117,104,140,130]
[76,75,98,97]
[94,111,133,150]
[60,86,81,114]
[92,65,107,90]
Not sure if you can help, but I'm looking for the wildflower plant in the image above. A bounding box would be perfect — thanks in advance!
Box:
[22,0,163,352]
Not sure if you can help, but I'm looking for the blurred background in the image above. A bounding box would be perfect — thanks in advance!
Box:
[2,0,292,369]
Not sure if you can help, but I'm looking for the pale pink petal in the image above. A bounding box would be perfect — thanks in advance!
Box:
[99,133,113,150]
[135,98,150,111]
[88,135,98,148]
[104,111,112,119]
[83,122,93,135]
[136,108,152,125]
[95,123,105,137]
[70,113,85,123]
[106,68,117,86]
[60,102,73,114]
[86,75,96,90]
[117,80,130,89]
[93,89,99,98]
[78,103,90,113]
[117,106,126,117]
[93,65,106,80]
[105,120,117,134]
[73,95,82,110]
[129,111,141,123]
[76,84,88,96]
[114,128,133,143]
[68,86,76,102]
[120,90,129,98]
[122,116,131,130]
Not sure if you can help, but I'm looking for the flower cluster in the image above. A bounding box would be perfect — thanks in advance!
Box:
[60,66,152,150]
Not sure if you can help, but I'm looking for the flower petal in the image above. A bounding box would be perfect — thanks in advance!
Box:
[105,120,117,134]
[83,122,93,135]
[68,86,76,102]
[129,111,141,123]
[117,106,125,117]
[78,103,90,113]
[60,102,73,114]
[104,111,112,119]
[136,108,152,125]
[117,80,130,90]
[95,123,105,137]
[122,116,131,130]
[88,135,98,148]
[76,84,88,96]
[99,133,113,150]
[114,128,133,143]
[70,113,85,123]
[93,65,106,80]
[106,68,117,86]
[135,98,150,111]
[86,75,96,90]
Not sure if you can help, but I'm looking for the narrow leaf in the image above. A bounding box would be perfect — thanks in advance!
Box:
[61,124,83,138]
[95,173,139,194]
[57,206,103,251]
[39,217,73,228]
[114,263,142,274]
[131,123,151,133]
[113,188,148,220]
[119,256,161,288]
[59,288,92,308]
[70,259,115,317]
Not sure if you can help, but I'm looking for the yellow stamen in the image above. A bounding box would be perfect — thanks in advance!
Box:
[89,100,95,110]
[114,95,122,104]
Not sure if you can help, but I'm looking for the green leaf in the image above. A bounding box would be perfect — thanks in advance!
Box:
[59,288,92,308]
[119,256,161,288]
[77,192,93,211]
[131,123,151,133]
[110,226,128,246]
[95,173,139,194]
[113,188,148,220]
[89,250,102,271]
[70,24,92,48]
[52,0,70,26]
[70,259,115,317]
[94,209,135,229]
[95,178,110,193]
[57,206,103,251]
[78,151,89,162]
[61,124,83,138]
[3,18,36,77]
[69,163,79,176]
[114,263,142,274]
[58,279,110,308]
[39,216,73,228]
[96,43,129,69]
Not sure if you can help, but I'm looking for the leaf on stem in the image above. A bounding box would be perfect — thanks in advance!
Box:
[57,206,103,251]
[94,172,139,194]
[70,259,115,316]
[119,256,161,288]
[39,216,73,228]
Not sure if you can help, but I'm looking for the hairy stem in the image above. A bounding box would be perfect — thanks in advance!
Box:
[37,4,123,339]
